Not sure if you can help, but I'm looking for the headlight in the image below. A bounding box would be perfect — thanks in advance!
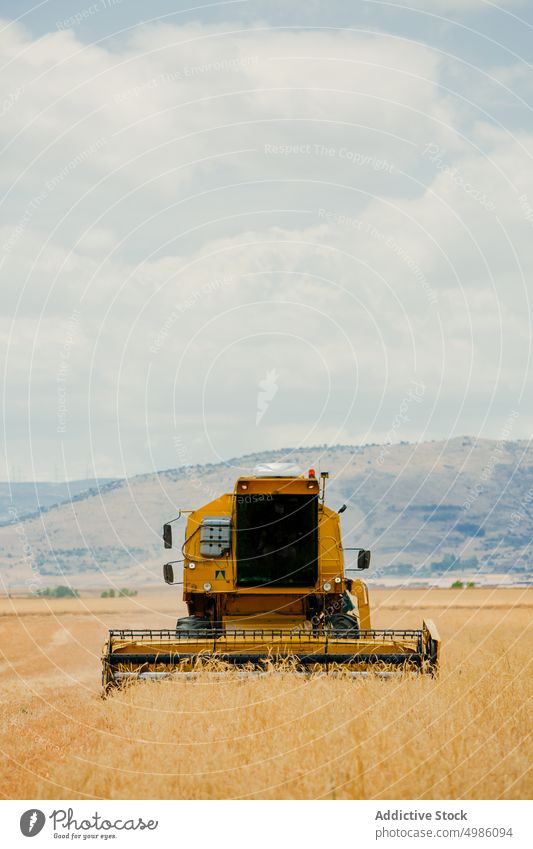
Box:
[203,582,212,592]
[323,582,332,592]
[334,576,341,584]
[189,562,196,570]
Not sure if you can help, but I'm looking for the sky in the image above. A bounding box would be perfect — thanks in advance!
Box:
[1,0,532,480]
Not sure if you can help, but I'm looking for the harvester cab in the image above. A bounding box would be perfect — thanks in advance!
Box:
[103,464,440,688]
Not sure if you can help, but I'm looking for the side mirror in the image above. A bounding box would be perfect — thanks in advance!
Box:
[163,524,172,549]
[357,549,371,570]
[338,504,347,514]
[163,563,175,584]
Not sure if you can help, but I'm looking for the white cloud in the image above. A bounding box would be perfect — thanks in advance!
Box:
[0,17,531,478]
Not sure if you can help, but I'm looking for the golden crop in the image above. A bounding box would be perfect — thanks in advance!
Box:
[0,589,531,799]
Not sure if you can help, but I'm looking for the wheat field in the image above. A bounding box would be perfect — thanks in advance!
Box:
[0,589,531,800]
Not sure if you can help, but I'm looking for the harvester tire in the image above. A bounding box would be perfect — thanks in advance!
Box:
[175,615,213,633]
[328,612,360,637]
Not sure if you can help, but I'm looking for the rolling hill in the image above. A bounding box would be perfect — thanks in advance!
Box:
[0,479,118,525]
[0,437,531,591]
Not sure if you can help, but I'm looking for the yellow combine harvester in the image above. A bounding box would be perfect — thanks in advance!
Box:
[102,464,440,689]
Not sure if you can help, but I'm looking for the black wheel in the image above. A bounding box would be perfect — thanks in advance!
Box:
[327,612,359,637]
[175,615,213,633]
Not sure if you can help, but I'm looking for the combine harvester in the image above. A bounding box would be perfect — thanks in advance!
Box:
[102,464,440,689]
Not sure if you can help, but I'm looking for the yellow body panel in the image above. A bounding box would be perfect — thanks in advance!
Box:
[181,477,352,621]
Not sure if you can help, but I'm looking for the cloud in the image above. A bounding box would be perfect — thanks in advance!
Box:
[0,17,531,478]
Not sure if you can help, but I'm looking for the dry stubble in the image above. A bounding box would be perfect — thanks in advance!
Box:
[0,590,531,799]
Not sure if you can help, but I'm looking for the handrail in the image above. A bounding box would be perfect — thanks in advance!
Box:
[109,628,423,640]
